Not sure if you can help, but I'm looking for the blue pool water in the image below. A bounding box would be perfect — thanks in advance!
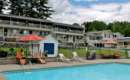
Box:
[3,63,130,80]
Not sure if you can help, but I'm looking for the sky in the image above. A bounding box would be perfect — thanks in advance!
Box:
[48,0,130,24]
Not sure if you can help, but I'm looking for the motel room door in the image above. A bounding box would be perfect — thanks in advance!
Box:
[44,43,54,55]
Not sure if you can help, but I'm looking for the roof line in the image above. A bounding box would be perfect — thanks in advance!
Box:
[0,14,83,29]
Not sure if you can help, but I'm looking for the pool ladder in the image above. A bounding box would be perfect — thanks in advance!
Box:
[21,61,33,80]
[21,60,32,73]
[29,60,33,70]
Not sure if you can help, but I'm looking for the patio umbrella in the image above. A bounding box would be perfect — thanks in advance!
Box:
[19,34,44,54]
[19,34,43,42]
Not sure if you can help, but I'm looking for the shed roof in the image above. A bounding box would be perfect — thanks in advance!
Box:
[40,35,58,43]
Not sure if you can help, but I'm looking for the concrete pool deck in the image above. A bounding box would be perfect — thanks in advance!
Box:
[0,59,130,72]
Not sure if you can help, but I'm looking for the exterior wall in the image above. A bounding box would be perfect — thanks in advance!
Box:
[117,37,130,49]
[127,42,130,49]
[86,30,123,48]
[117,42,130,49]
[117,42,125,48]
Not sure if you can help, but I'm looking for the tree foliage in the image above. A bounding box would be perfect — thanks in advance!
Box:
[83,21,130,37]
[83,21,107,32]
[0,0,8,14]
[0,0,4,13]
[8,0,53,19]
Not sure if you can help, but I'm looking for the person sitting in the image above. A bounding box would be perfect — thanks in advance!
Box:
[113,50,120,59]
[36,53,46,64]
[16,49,26,65]
[30,52,46,64]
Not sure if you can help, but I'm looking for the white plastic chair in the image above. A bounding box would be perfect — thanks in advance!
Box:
[72,52,78,57]
[72,52,84,62]
[58,53,71,62]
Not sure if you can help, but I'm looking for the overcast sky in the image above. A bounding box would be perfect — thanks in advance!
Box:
[48,0,130,24]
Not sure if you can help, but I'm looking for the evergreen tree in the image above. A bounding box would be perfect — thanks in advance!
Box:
[0,0,4,13]
[83,21,107,32]
[9,0,54,19]
[83,21,130,37]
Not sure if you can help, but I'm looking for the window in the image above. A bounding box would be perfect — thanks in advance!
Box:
[77,36,82,39]
[0,37,4,41]
[23,30,28,34]
[29,30,32,34]
[12,29,18,36]
[104,34,107,38]
[43,32,49,36]
[89,36,95,40]
[39,31,43,36]
[4,28,8,36]
[96,36,102,40]
[0,29,3,36]
[113,34,117,38]
[20,30,24,34]
[124,42,128,46]
[109,34,111,38]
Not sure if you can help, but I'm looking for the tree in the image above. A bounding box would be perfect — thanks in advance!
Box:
[9,0,54,19]
[83,20,130,37]
[107,21,130,36]
[0,0,9,14]
[83,21,107,32]
[0,0,3,13]
[121,22,130,37]
[9,0,24,16]
[83,22,92,32]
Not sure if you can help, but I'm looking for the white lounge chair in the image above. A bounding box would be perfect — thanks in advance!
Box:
[72,52,84,62]
[58,53,71,62]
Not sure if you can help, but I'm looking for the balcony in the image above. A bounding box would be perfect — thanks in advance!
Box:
[11,21,26,26]
[0,20,84,35]
[0,20,51,30]
[54,28,83,35]
[29,23,40,28]
[41,25,52,29]
[0,20,10,24]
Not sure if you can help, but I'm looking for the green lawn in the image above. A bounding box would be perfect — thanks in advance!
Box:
[58,48,128,58]
[0,47,128,58]
[96,49,127,58]
[58,48,86,58]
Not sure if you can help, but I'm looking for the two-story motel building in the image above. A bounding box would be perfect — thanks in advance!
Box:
[0,14,85,48]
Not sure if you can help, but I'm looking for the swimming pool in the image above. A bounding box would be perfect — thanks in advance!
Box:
[3,63,130,80]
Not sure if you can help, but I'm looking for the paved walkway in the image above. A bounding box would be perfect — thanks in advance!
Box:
[0,59,130,72]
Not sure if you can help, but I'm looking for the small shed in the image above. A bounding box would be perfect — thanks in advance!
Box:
[39,35,58,57]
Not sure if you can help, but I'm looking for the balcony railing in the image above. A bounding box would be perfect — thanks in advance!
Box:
[41,25,52,29]
[0,20,84,34]
[0,20,10,24]
[54,28,83,34]
[11,22,26,26]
